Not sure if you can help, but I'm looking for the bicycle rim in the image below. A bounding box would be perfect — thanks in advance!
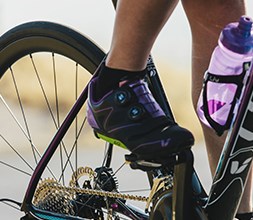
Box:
[0,21,150,220]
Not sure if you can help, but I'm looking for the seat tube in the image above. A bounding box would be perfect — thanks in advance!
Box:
[172,150,194,220]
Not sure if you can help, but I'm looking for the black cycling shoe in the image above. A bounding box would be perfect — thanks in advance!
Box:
[87,73,194,160]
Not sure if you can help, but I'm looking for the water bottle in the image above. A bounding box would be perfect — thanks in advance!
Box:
[197,15,253,135]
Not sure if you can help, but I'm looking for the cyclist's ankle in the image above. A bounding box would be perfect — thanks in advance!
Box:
[95,61,146,100]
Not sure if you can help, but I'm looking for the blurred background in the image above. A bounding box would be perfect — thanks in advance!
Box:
[0,0,253,219]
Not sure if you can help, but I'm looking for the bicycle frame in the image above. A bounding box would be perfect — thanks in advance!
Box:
[204,61,253,219]
[20,0,253,219]
[146,46,253,220]
[167,59,253,220]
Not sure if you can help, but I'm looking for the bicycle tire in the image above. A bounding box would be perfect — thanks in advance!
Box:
[0,21,104,76]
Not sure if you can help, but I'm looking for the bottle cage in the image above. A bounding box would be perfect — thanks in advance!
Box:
[201,62,250,136]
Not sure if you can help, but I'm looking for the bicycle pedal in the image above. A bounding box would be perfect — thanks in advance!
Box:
[125,154,163,171]
[125,150,193,171]
[127,160,162,171]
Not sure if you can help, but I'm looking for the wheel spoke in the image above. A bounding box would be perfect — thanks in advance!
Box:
[0,94,34,147]
[30,54,75,182]
[52,53,65,185]
[9,67,38,165]
[0,161,31,177]
[58,116,87,183]
[1,91,58,180]
[75,63,79,176]
[30,54,58,130]
[0,134,34,172]
[0,93,46,172]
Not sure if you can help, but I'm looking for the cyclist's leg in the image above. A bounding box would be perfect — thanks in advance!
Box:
[106,0,179,71]
[181,0,252,213]
[87,0,194,159]
[95,0,179,97]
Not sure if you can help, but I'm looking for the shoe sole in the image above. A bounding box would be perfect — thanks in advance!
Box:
[95,131,194,159]
[95,132,128,149]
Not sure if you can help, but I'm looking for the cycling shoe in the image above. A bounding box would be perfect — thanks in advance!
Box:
[87,74,194,160]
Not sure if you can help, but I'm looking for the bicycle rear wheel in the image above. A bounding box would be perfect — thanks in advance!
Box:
[0,21,149,220]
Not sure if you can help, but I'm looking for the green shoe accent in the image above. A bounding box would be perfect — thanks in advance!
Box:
[96,133,127,149]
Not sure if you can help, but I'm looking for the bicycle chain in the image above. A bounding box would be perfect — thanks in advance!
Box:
[33,166,173,218]
[33,166,148,208]
[35,179,149,202]
[70,166,148,201]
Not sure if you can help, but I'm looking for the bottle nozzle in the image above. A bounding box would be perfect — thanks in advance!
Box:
[220,15,253,54]
[238,16,253,37]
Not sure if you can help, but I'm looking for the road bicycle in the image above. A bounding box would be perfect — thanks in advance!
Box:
[0,1,253,219]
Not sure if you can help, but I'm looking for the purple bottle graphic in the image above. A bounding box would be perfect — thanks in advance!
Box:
[197,16,253,135]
